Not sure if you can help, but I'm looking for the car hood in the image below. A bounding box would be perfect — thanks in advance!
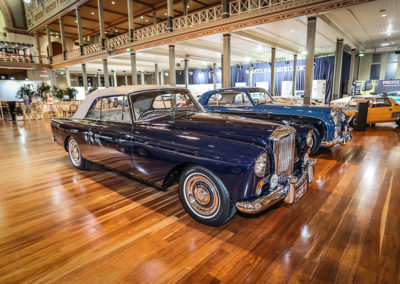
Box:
[136,112,288,148]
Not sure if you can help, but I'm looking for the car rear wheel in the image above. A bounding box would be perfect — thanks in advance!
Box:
[68,137,92,170]
[349,116,357,128]
[178,165,236,226]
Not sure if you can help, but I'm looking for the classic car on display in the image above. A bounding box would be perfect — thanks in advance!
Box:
[51,86,316,226]
[198,87,352,155]
[331,96,400,127]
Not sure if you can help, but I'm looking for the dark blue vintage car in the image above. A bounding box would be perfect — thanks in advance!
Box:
[199,87,352,155]
[51,86,315,226]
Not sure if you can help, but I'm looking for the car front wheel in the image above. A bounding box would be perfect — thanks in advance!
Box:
[309,128,321,156]
[178,165,236,226]
[396,118,400,126]
[68,137,92,170]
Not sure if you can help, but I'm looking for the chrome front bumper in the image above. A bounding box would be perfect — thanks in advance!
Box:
[236,159,316,214]
[321,127,352,147]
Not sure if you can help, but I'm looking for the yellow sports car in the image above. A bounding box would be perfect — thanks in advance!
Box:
[341,96,400,127]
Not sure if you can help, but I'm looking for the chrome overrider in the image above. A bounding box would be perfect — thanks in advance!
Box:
[235,159,316,214]
[322,108,353,147]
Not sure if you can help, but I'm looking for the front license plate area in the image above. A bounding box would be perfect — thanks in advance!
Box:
[295,180,308,202]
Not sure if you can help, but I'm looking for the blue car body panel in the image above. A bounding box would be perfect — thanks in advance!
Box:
[199,87,348,143]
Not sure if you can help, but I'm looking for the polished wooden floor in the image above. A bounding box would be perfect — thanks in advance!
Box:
[0,119,399,283]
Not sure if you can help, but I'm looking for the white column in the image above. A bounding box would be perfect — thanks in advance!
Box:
[155,63,159,85]
[184,59,189,88]
[59,17,67,60]
[222,34,231,88]
[248,64,253,87]
[45,25,53,64]
[130,52,137,84]
[97,0,106,49]
[332,38,344,100]
[127,0,134,41]
[103,59,109,88]
[348,49,356,96]
[169,45,176,86]
[292,54,297,96]
[270,47,276,96]
[304,16,317,105]
[82,63,88,94]
[76,8,84,55]
[160,71,164,85]
[213,62,217,89]
[65,67,71,87]
[97,70,101,87]
[124,71,128,85]
[140,71,145,85]
[113,70,117,87]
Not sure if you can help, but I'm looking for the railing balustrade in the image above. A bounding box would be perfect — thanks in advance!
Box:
[47,0,294,63]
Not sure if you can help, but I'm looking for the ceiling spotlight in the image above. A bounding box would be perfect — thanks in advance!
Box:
[164,13,167,16]
[75,20,77,23]
[290,30,295,33]
[381,42,390,46]
[140,16,144,19]
[381,14,387,17]
[244,57,251,62]
[145,19,148,22]
[187,5,190,8]
[91,12,95,15]
[111,1,115,4]
[23,0,31,3]
[302,50,308,55]
[115,29,118,32]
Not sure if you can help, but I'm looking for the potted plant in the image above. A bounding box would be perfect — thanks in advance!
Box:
[52,86,65,101]
[64,87,77,101]
[36,82,51,101]
[16,84,36,101]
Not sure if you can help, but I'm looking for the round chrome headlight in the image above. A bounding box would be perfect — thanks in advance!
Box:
[270,173,278,189]
[306,130,313,148]
[254,153,267,178]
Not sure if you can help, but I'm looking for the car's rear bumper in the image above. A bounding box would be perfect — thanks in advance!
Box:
[235,159,316,214]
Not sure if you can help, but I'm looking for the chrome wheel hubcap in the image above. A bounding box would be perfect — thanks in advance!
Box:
[184,173,219,218]
[69,139,81,166]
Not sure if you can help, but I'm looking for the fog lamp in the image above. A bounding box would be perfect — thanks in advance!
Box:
[270,174,278,189]
[255,179,264,196]
[306,130,313,148]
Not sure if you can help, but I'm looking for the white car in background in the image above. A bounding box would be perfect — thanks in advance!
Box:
[330,96,352,107]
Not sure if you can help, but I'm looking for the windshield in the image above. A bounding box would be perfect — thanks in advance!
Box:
[249,91,274,105]
[131,90,201,121]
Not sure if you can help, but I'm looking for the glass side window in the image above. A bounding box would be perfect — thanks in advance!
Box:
[86,99,102,119]
[206,92,252,107]
[249,91,274,105]
[372,98,392,108]
[347,98,373,107]
[131,91,198,121]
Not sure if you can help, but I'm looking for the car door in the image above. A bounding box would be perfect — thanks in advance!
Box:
[86,96,134,173]
[368,98,395,122]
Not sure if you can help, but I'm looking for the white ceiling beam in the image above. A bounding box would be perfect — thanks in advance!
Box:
[319,14,365,51]
[234,30,299,54]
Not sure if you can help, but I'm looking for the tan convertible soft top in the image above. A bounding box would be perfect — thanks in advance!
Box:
[72,85,186,119]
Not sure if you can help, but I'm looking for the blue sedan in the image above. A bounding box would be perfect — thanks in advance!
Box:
[199,87,352,155]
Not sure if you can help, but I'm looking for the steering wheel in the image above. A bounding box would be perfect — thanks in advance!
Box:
[138,109,155,120]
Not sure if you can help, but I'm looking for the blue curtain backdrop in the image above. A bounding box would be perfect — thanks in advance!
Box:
[175,54,348,103]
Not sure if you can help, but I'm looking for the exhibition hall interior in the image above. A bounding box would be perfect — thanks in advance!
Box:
[1,0,400,282]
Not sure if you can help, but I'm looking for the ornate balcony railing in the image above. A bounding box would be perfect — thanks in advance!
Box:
[105,34,129,50]
[52,0,297,64]
[67,48,81,59]
[0,52,50,65]
[52,54,64,64]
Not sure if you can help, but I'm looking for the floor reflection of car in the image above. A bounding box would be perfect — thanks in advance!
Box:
[336,96,400,127]
[50,86,316,226]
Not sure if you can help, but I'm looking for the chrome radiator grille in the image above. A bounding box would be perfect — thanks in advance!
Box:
[271,127,296,176]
